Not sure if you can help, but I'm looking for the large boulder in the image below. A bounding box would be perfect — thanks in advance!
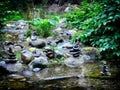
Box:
[29,38,46,48]
[81,47,100,60]
[64,56,84,68]
[0,61,23,74]
[5,61,23,73]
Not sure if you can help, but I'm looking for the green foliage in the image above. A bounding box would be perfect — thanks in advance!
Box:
[64,1,102,29]
[88,0,120,59]
[26,29,32,37]
[65,0,120,59]
[29,16,59,37]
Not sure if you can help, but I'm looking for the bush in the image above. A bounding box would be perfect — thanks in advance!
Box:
[84,0,120,59]
[64,0,120,60]
[28,16,59,37]
[64,1,102,29]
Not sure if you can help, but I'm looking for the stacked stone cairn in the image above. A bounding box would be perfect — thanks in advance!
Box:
[44,47,55,59]
[100,61,111,76]
[70,38,81,57]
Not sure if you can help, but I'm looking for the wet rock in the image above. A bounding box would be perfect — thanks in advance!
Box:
[28,56,48,71]
[64,57,84,67]
[29,38,46,48]
[21,50,34,64]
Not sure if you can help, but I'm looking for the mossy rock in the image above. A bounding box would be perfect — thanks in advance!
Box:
[86,70,119,79]
[82,47,100,55]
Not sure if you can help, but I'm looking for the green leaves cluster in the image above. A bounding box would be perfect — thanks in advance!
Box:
[28,16,59,37]
[64,1,102,29]
[64,0,120,59]
[88,0,120,59]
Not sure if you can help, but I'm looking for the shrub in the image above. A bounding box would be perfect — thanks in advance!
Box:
[28,16,59,37]
[64,1,102,29]
[85,0,120,59]
[65,0,120,60]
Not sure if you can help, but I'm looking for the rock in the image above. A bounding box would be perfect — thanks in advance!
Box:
[28,56,48,71]
[70,45,81,57]
[0,60,24,74]
[64,7,72,12]
[82,55,91,62]
[5,61,23,73]
[81,47,100,60]
[33,68,41,72]
[66,30,76,39]
[55,51,64,59]
[23,70,34,77]
[29,47,36,53]
[64,57,84,68]
[0,61,9,74]
[58,42,73,49]
[14,45,23,52]
[46,36,55,45]
[30,31,38,41]
[35,49,46,56]
[29,38,46,48]
[58,18,67,28]
[7,74,26,81]
[21,50,34,64]
[4,52,18,64]
[55,38,64,44]
[18,34,26,41]
[44,47,55,59]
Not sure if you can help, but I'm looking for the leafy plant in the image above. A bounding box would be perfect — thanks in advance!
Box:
[80,0,120,59]
[65,0,120,60]
[64,1,102,29]
[26,29,32,37]
[87,0,120,59]
[29,16,59,37]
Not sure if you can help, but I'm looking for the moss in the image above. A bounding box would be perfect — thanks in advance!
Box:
[0,81,29,90]
[86,71,120,79]
[82,47,100,56]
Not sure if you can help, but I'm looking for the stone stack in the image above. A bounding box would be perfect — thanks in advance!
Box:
[70,45,81,57]
[5,53,17,64]
[44,47,55,59]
